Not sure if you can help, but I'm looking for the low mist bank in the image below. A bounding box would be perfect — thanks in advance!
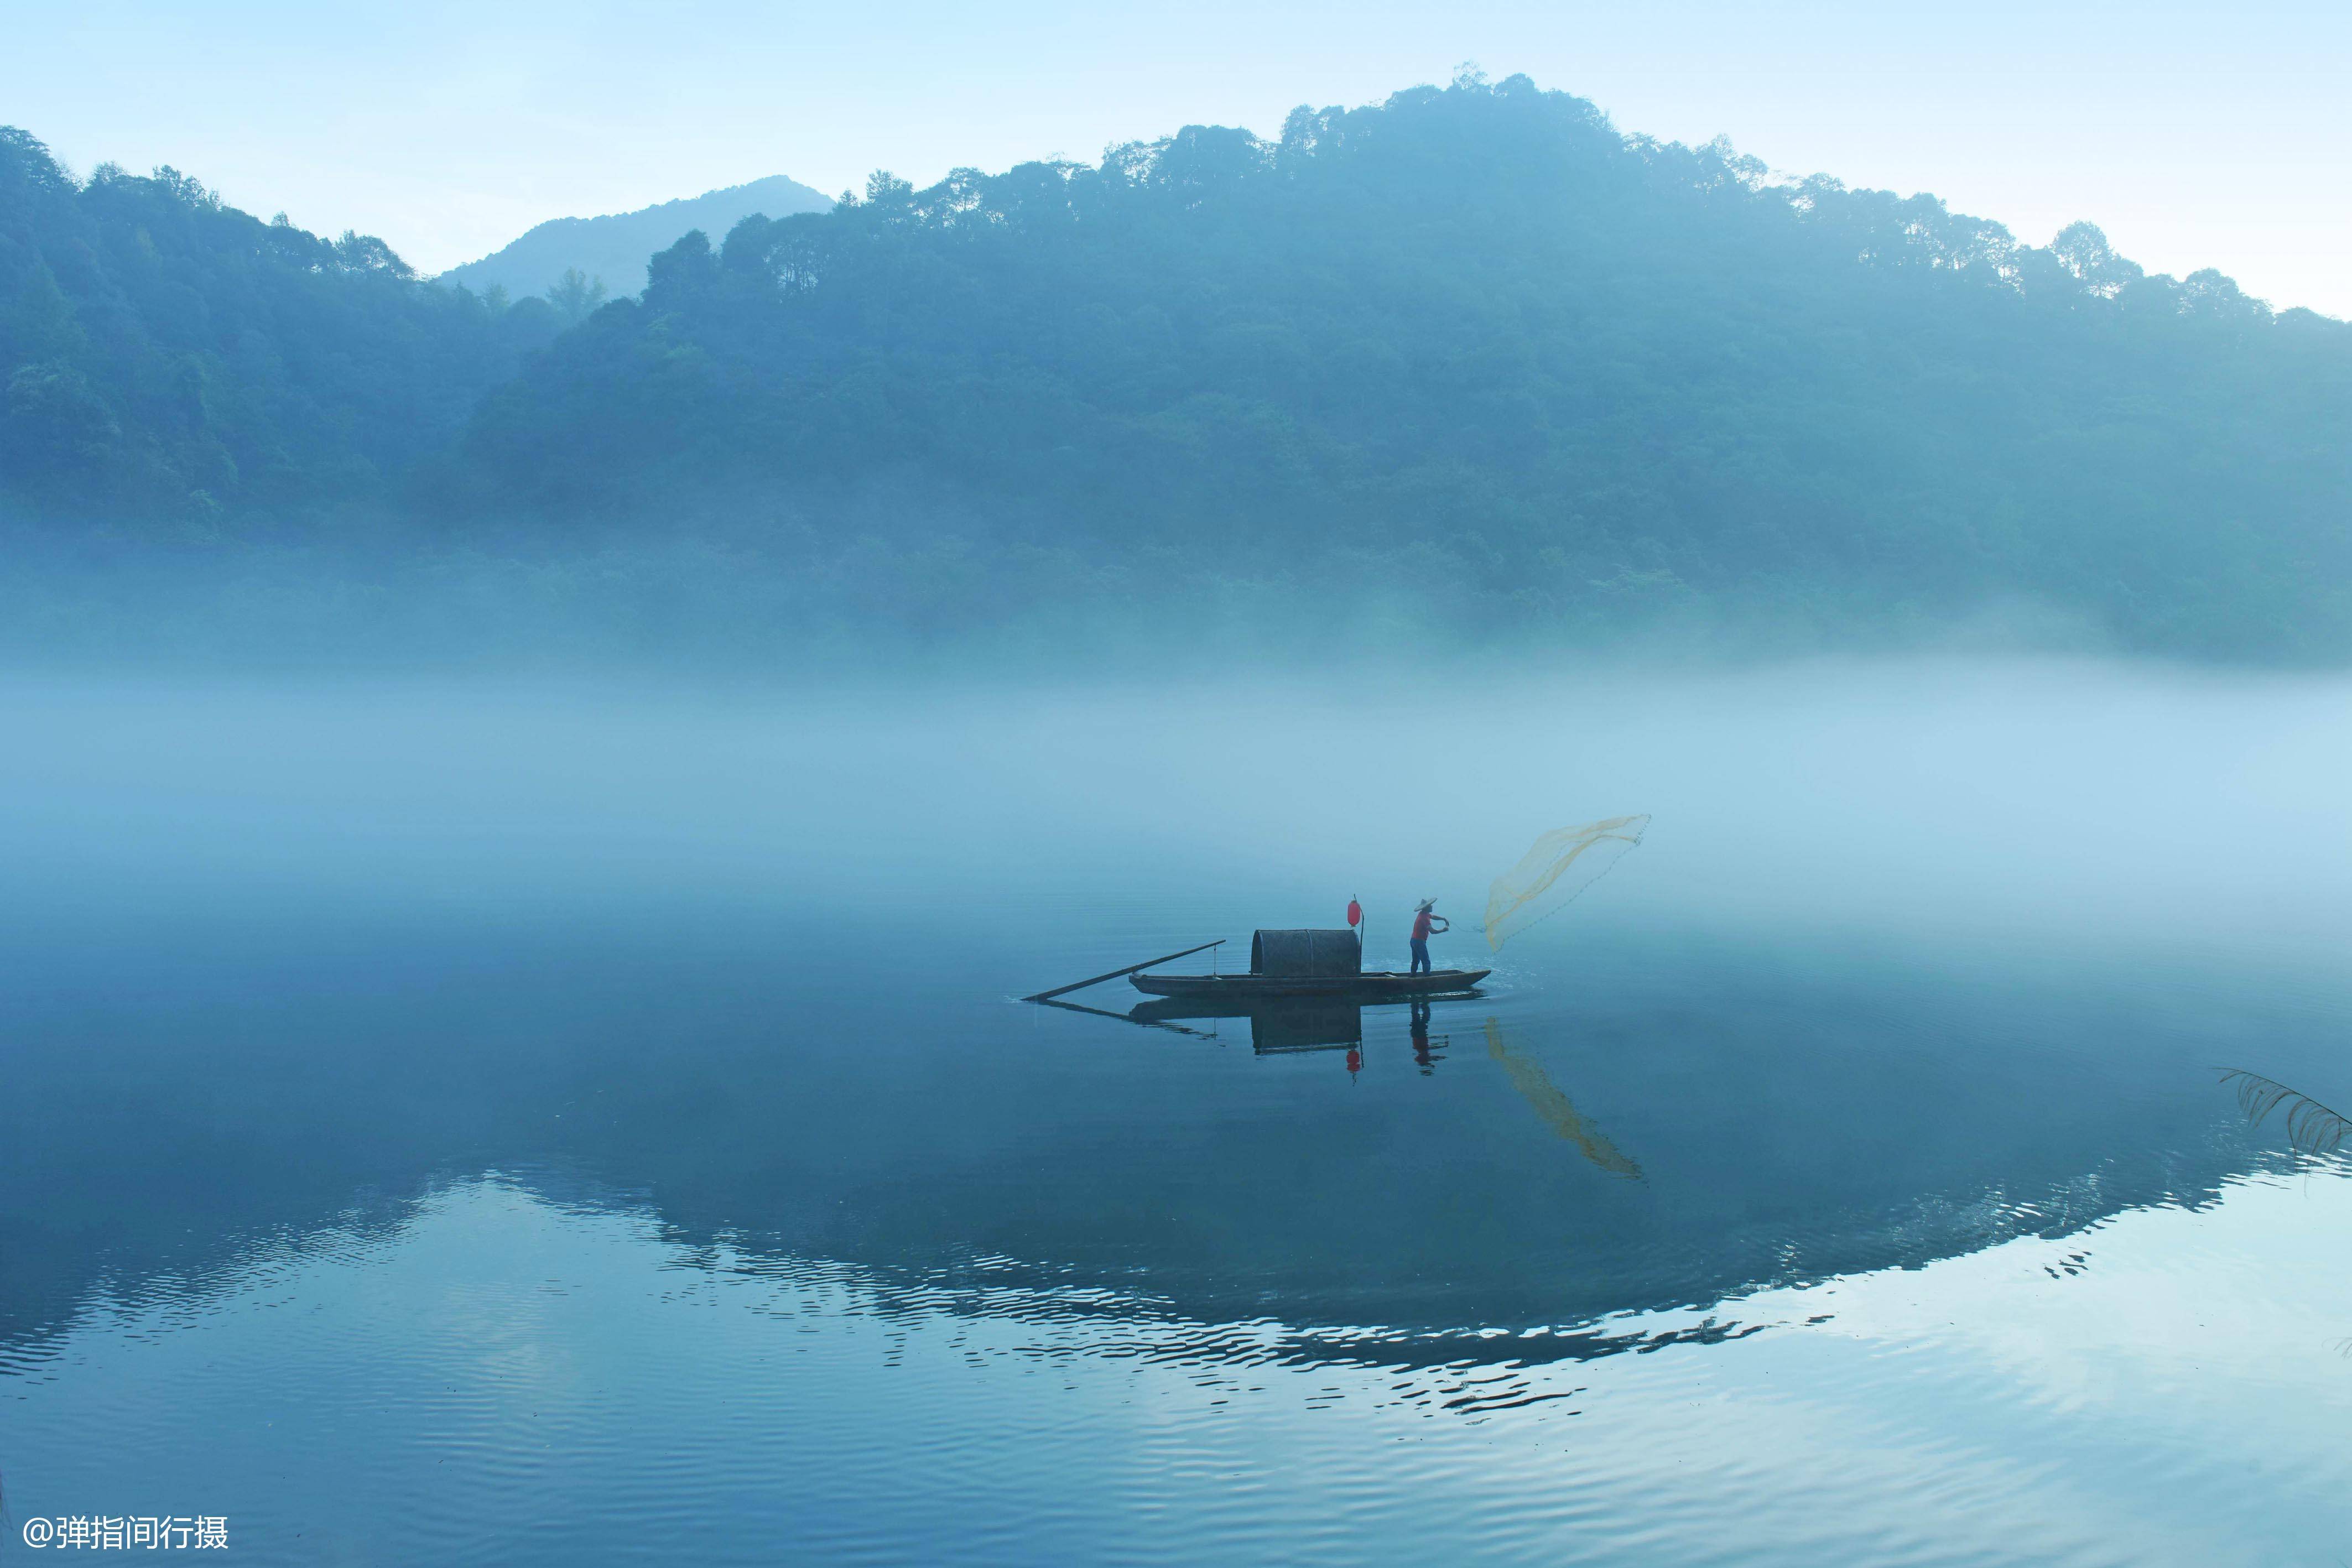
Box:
[7,657,2351,967]
[0,515,2155,678]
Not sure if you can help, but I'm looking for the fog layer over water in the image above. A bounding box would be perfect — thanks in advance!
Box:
[11,657,2352,948]
[4,658,2349,1564]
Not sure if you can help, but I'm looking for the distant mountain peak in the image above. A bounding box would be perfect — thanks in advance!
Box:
[439,174,833,300]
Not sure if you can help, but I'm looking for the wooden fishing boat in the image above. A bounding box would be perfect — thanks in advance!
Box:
[1130,968,1490,999]
[1022,927,1489,1012]
[1128,928,1486,999]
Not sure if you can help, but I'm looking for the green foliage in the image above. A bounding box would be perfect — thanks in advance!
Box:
[0,126,556,519]
[461,76,2352,658]
[545,267,609,326]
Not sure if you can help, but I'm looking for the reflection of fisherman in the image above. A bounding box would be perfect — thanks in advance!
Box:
[1409,899,1449,975]
[1410,997,1437,1074]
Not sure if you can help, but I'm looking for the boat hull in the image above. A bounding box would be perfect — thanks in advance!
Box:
[1130,970,1490,999]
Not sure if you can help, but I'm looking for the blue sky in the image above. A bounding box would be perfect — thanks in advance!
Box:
[8,0,2348,315]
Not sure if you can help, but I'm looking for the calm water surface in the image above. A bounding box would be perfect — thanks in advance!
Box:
[2,664,2348,1564]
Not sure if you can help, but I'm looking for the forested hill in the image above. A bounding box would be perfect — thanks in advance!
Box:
[459,75,2352,658]
[0,128,554,521]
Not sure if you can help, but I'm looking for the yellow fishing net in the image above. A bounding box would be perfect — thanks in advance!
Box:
[1482,815,1650,952]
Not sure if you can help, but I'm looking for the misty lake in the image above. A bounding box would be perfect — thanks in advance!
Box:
[3,659,2349,1565]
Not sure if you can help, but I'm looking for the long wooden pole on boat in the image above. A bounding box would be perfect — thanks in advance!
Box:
[1023,940,1224,1002]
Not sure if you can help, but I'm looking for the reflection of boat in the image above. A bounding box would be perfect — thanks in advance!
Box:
[1131,997,1370,1053]
[1104,1001,1638,1174]
[1131,928,1488,999]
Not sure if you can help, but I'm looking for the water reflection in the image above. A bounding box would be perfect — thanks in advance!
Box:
[1484,1020,1645,1180]
[5,901,2335,1373]
[15,1166,2350,1568]
[1124,994,1375,1054]
[1410,997,1446,1074]
[8,670,2352,1562]
[1107,991,1648,1179]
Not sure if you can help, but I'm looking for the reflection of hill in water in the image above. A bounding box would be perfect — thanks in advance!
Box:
[2,916,2335,1359]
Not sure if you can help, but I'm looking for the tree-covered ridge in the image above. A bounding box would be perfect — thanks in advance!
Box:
[0,128,554,520]
[438,173,834,301]
[466,74,2352,656]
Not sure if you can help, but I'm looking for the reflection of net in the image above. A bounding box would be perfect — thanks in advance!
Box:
[1483,815,1649,952]
[1485,1020,1643,1178]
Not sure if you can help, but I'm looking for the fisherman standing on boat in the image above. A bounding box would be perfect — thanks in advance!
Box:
[1409,899,1449,975]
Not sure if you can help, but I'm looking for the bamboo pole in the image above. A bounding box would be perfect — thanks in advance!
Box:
[1022,940,1225,1002]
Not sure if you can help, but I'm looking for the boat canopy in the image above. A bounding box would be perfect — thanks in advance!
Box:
[1250,929,1362,978]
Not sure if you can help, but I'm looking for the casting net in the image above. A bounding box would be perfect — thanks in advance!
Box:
[1481,815,1650,952]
